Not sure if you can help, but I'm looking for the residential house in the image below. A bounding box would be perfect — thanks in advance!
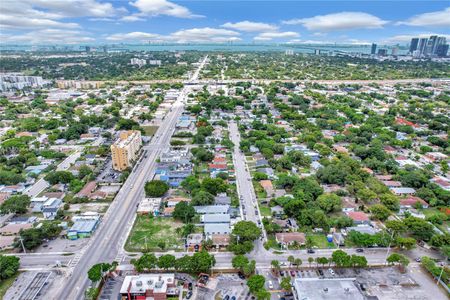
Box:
[42,198,62,220]
[194,205,229,215]
[390,187,416,196]
[346,211,370,225]
[204,223,230,237]
[214,193,231,205]
[201,214,230,224]
[275,232,306,246]
[260,180,274,197]
[399,196,429,209]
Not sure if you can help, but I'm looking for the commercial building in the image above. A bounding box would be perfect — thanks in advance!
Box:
[293,278,364,300]
[371,43,377,55]
[111,130,142,171]
[67,214,100,240]
[120,274,178,300]
[409,38,419,53]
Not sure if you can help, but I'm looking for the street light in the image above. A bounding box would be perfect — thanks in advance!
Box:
[384,230,395,265]
[437,262,445,285]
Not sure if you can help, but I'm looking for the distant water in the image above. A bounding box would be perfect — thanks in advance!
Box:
[0,43,408,55]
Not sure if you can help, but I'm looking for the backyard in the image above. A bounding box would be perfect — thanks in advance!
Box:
[125,216,184,252]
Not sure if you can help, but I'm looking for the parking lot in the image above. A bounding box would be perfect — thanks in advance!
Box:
[98,276,124,300]
[196,273,250,300]
[35,235,89,253]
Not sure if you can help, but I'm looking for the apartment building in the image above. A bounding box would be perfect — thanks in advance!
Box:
[111,130,142,171]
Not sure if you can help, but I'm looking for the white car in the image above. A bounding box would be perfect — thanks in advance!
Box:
[328,268,335,275]
[268,281,273,289]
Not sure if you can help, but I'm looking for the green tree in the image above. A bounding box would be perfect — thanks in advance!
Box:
[131,253,158,272]
[0,195,30,214]
[45,171,74,185]
[191,190,215,206]
[157,254,176,270]
[396,237,416,250]
[255,289,271,300]
[232,221,262,242]
[0,255,20,280]
[287,255,295,266]
[317,193,342,213]
[271,260,280,273]
[144,180,169,197]
[370,204,391,221]
[232,255,249,270]
[380,193,400,211]
[332,250,351,268]
[191,250,216,274]
[308,257,314,267]
[247,275,266,293]
[172,202,196,223]
[280,276,292,291]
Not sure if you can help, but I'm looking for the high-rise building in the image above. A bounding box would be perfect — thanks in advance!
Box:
[391,47,399,56]
[371,43,377,55]
[409,38,419,53]
[418,38,428,56]
[425,35,438,56]
[377,49,387,56]
[111,130,142,171]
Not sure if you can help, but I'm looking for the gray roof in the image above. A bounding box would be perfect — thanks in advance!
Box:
[204,223,231,235]
[201,214,230,223]
[346,225,377,235]
[194,205,229,214]
[69,219,98,233]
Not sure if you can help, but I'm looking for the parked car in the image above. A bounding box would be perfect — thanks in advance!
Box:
[186,291,193,299]
[268,281,274,289]
[290,270,296,277]
[328,268,335,276]
[307,248,315,254]
[238,272,246,280]
[356,248,364,253]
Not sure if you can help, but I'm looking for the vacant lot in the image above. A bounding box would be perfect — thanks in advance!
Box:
[142,125,159,136]
[125,216,184,252]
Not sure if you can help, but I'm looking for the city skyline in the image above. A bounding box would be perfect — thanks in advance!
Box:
[1,0,450,45]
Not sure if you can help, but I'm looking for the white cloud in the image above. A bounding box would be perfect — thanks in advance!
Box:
[283,12,388,31]
[170,27,240,43]
[120,15,146,22]
[128,0,203,19]
[105,27,241,43]
[254,31,299,41]
[106,31,161,41]
[0,14,79,29]
[221,21,278,32]
[2,29,94,44]
[0,0,124,30]
[397,7,450,27]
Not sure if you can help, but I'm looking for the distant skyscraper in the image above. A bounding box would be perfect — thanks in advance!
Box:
[391,47,399,56]
[371,43,377,55]
[425,35,438,56]
[377,49,387,56]
[409,38,419,53]
[418,38,428,56]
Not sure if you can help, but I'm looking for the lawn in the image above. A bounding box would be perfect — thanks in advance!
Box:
[308,234,336,249]
[142,125,159,136]
[0,272,20,299]
[259,205,272,217]
[125,216,184,252]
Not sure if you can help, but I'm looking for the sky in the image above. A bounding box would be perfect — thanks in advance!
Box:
[1,0,449,45]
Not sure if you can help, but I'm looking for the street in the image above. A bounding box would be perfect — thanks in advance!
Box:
[54,56,208,299]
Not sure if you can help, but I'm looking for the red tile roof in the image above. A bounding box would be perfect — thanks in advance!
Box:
[346,211,369,222]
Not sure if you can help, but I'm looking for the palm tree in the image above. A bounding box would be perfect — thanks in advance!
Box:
[308,257,314,268]
[294,258,302,270]
[271,260,281,274]
[287,255,295,266]
[305,236,315,250]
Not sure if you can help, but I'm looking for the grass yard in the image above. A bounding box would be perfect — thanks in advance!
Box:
[142,125,159,136]
[0,272,20,299]
[308,234,336,249]
[259,205,272,217]
[125,216,184,252]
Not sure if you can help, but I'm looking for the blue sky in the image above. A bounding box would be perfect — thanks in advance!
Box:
[1,0,449,45]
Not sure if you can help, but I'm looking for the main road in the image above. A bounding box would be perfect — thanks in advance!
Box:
[55,56,208,300]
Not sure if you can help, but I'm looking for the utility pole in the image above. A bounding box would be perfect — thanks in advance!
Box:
[19,236,26,254]
[384,230,395,265]
[437,263,445,285]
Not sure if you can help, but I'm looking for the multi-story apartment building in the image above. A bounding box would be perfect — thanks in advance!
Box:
[111,130,142,171]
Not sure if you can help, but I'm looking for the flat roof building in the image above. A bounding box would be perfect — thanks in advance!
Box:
[293,278,364,300]
[120,273,178,300]
[111,130,142,171]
